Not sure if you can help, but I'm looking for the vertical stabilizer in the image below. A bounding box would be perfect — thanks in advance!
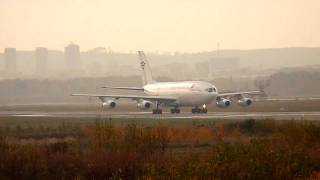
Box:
[137,51,155,85]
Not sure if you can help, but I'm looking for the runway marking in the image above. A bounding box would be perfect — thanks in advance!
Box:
[170,114,307,119]
[9,114,54,117]
[1,111,320,120]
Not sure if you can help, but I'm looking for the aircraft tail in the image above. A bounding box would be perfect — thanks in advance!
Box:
[137,51,155,85]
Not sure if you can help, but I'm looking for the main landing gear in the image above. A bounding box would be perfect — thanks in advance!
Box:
[152,109,162,114]
[191,107,208,113]
[170,108,181,114]
[152,101,163,114]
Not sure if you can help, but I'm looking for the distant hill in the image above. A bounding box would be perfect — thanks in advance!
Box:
[203,47,320,68]
[134,47,320,68]
[0,47,319,78]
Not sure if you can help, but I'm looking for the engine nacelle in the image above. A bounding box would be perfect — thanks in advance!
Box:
[237,98,253,107]
[102,100,116,108]
[137,100,152,109]
[216,98,231,108]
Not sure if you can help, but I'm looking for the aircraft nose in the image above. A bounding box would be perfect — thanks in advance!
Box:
[207,92,217,101]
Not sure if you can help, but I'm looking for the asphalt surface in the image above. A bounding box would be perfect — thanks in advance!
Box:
[0,110,319,120]
[1,100,320,120]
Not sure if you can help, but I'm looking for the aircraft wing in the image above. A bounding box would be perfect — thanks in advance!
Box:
[71,93,177,103]
[218,91,265,98]
[101,86,144,91]
[261,97,320,101]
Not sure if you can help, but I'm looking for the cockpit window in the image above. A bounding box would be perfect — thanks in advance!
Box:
[207,87,216,93]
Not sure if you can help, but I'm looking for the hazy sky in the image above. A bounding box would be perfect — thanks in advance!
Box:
[1,0,320,52]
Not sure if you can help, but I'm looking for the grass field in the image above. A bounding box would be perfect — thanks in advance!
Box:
[0,117,320,179]
[1,100,320,179]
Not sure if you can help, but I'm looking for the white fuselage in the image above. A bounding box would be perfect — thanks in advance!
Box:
[143,81,218,107]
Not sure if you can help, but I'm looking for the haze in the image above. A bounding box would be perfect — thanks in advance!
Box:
[1,0,320,52]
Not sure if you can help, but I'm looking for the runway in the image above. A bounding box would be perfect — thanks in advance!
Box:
[1,100,320,121]
[1,111,320,120]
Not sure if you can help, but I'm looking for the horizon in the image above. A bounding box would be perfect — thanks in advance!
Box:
[1,46,320,54]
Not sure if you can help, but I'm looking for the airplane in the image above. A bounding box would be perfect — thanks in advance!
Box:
[71,51,264,114]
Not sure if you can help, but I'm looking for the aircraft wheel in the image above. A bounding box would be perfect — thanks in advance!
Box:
[153,109,163,114]
[192,108,200,113]
[201,108,208,113]
[171,108,181,114]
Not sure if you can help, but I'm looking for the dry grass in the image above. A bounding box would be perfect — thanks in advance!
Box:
[0,119,320,179]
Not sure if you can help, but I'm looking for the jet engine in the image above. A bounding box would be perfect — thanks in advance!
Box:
[237,98,253,107]
[216,98,231,108]
[137,100,152,109]
[102,100,116,108]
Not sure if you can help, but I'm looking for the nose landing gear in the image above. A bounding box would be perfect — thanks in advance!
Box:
[191,106,208,113]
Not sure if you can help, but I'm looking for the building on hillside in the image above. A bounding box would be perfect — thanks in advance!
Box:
[35,47,48,76]
[64,43,83,77]
[65,43,81,70]
[4,48,17,74]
